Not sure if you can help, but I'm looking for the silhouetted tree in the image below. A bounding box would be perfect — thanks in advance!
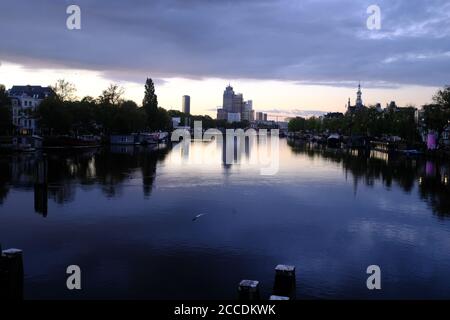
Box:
[423,104,448,137]
[112,100,147,134]
[52,79,77,102]
[142,78,159,130]
[288,117,306,132]
[37,96,73,134]
[0,84,12,135]
[421,86,450,137]
[98,84,125,107]
[433,85,450,108]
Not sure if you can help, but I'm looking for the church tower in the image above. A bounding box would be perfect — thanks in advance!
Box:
[355,82,363,108]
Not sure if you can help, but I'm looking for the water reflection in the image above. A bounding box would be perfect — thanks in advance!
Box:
[0,145,170,216]
[287,139,450,217]
[0,139,448,218]
[1,138,450,299]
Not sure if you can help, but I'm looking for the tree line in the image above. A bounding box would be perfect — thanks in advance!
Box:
[0,78,260,136]
[288,86,450,144]
[41,79,265,134]
[37,79,172,135]
[1,79,171,135]
[2,81,449,140]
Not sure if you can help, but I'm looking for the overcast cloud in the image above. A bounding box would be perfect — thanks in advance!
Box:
[0,0,449,87]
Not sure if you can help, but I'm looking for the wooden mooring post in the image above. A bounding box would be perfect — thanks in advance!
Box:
[0,247,24,300]
[238,280,260,300]
[34,156,48,216]
[269,295,290,300]
[272,264,296,300]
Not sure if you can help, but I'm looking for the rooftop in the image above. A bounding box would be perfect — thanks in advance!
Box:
[8,85,54,99]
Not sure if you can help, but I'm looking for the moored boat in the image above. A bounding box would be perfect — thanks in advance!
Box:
[44,135,102,148]
[327,134,341,148]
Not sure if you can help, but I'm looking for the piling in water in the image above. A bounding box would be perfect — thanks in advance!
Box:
[35,156,48,185]
[34,157,48,216]
[272,264,296,300]
[269,295,290,300]
[238,280,260,300]
[0,248,24,300]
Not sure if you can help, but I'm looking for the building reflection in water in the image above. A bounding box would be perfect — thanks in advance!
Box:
[34,156,48,217]
[1,140,449,218]
[287,139,450,217]
[0,145,170,216]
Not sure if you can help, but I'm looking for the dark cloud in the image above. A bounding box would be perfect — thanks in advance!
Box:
[1,0,449,86]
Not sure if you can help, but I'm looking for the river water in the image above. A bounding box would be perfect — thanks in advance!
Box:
[0,138,449,299]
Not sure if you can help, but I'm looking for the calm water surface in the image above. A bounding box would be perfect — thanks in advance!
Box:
[1,138,450,299]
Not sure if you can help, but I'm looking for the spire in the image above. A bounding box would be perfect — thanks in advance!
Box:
[355,82,363,107]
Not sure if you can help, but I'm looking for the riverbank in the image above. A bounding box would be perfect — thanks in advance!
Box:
[287,132,450,160]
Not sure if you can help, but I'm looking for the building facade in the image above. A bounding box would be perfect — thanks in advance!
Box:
[386,101,399,112]
[346,83,366,114]
[227,112,241,123]
[9,85,54,136]
[242,100,254,122]
[256,112,264,121]
[217,85,254,123]
[217,108,227,121]
[182,95,190,114]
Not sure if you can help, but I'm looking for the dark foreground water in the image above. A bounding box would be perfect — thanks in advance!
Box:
[1,138,450,299]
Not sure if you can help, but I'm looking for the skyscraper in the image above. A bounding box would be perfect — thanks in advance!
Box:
[182,95,190,114]
[242,100,254,122]
[217,84,254,123]
[223,85,234,113]
[232,93,243,113]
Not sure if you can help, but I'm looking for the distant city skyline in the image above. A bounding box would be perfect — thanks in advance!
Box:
[0,61,438,120]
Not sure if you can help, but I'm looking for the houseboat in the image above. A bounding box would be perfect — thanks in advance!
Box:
[110,134,139,145]
[12,135,43,152]
[44,135,102,148]
[327,134,341,148]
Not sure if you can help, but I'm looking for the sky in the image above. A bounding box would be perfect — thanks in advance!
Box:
[1,0,449,119]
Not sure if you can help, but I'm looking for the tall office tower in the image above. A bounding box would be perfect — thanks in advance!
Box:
[182,95,191,114]
[223,85,234,113]
[220,84,250,122]
[232,93,243,113]
[244,100,253,111]
[242,100,254,122]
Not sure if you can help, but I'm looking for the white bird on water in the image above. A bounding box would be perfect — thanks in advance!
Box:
[192,213,208,221]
